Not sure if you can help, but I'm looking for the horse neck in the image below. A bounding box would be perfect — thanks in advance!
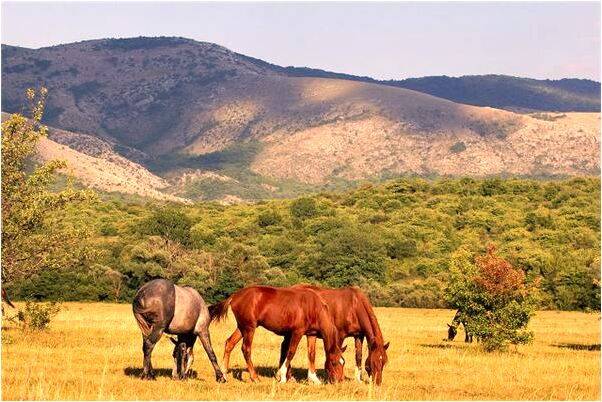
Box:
[317,308,339,352]
[355,290,384,346]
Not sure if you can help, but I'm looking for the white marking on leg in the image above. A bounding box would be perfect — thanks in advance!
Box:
[186,351,194,375]
[307,370,322,385]
[355,366,362,382]
[278,362,288,384]
[172,358,177,378]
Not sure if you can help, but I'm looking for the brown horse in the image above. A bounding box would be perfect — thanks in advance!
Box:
[209,285,346,384]
[291,284,389,385]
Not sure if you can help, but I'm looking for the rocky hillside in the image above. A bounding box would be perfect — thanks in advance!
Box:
[2,37,600,201]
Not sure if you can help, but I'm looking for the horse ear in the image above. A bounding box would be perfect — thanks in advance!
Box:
[447,323,452,328]
[340,344,347,353]
[384,342,390,350]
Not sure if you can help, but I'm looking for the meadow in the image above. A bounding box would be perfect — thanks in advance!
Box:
[1,302,600,400]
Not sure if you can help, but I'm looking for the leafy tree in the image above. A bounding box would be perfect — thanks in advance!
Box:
[290,197,318,220]
[1,88,96,284]
[446,245,538,351]
[140,207,192,247]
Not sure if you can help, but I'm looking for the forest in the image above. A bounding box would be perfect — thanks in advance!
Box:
[6,176,600,311]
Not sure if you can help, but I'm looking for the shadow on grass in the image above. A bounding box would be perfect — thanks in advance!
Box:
[227,366,328,383]
[552,343,600,351]
[419,343,457,349]
[123,367,198,380]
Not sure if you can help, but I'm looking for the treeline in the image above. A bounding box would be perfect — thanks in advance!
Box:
[7,177,601,311]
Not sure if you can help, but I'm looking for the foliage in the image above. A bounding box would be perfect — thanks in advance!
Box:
[1,89,97,284]
[4,173,600,311]
[290,197,318,220]
[17,300,62,330]
[139,207,192,247]
[446,245,538,351]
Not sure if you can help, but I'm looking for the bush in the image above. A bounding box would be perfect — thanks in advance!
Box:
[17,300,62,330]
[446,245,538,351]
[290,197,318,220]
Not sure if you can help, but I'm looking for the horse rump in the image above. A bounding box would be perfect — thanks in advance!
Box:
[132,297,154,338]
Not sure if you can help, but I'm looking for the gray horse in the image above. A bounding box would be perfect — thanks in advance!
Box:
[132,279,226,382]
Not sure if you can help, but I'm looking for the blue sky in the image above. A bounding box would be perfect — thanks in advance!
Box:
[2,1,600,81]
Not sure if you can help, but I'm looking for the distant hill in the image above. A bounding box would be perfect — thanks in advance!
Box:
[1,37,600,201]
[281,68,600,113]
[388,75,601,112]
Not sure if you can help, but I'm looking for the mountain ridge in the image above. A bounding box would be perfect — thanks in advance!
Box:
[2,36,600,201]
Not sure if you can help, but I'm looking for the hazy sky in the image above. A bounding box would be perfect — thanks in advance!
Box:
[2,1,600,81]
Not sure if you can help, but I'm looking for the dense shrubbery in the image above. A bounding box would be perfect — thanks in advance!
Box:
[446,245,538,351]
[6,177,601,310]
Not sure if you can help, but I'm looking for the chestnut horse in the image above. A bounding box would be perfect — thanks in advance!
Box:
[208,285,346,384]
[291,284,389,385]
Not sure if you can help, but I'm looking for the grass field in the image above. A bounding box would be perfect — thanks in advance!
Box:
[1,303,600,400]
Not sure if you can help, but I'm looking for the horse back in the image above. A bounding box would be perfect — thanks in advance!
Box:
[229,286,329,335]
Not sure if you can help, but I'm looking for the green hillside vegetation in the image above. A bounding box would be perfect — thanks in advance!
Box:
[6,177,600,311]
[389,75,600,112]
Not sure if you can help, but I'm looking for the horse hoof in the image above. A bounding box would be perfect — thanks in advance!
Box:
[216,374,226,383]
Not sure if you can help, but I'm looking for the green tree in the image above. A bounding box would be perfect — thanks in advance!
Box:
[446,245,538,351]
[140,207,193,247]
[1,88,96,284]
[290,197,318,220]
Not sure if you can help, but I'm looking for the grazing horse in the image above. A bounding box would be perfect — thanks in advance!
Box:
[132,279,226,382]
[447,310,474,343]
[1,288,15,316]
[291,284,390,385]
[209,285,346,384]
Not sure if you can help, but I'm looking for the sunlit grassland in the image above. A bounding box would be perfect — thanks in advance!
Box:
[1,303,600,400]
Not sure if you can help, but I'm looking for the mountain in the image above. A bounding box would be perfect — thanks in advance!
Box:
[1,37,600,201]
[273,70,600,113]
[1,112,189,203]
[388,75,601,113]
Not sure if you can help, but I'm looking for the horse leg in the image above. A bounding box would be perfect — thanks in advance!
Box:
[241,327,260,383]
[223,327,242,374]
[355,335,364,382]
[197,327,226,383]
[278,330,304,384]
[182,334,196,380]
[276,334,292,382]
[306,335,321,384]
[142,326,163,380]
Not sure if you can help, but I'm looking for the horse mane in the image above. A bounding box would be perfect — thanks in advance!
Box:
[352,287,385,346]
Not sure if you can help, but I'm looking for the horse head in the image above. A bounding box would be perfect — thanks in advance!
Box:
[324,344,347,383]
[170,337,190,380]
[365,340,389,385]
[447,323,458,341]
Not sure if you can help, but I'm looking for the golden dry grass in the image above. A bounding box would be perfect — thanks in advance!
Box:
[1,303,600,400]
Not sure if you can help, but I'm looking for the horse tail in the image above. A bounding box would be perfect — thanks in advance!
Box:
[2,288,15,308]
[132,297,153,338]
[208,297,232,323]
